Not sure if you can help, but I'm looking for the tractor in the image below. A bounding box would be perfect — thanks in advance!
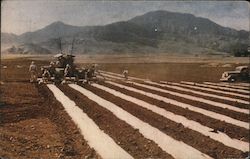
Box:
[37,37,101,84]
[38,53,101,84]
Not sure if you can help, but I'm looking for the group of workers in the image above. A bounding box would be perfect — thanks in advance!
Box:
[29,57,129,83]
[29,54,76,83]
[29,60,98,83]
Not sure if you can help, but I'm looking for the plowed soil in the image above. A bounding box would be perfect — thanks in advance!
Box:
[0,59,99,158]
[82,83,246,159]
[169,83,249,101]
[1,57,249,158]
[101,82,249,142]
[120,82,249,122]
[59,85,173,159]
[145,82,249,109]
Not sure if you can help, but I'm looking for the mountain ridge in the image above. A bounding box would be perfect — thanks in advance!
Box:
[1,10,249,55]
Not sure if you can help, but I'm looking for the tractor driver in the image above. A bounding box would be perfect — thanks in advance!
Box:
[56,56,66,68]
[65,55,74,67]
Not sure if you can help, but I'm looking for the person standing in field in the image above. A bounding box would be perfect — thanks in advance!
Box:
[123,69,129,80]
[29,61,38,82]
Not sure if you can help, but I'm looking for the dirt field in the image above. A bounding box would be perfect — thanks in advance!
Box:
[0,55,249,158]
[98,63,235,82]
[0,58,100,158]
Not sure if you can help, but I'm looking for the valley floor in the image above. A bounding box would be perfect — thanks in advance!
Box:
[0,56,249,158]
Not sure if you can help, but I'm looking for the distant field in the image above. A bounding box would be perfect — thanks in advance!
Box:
[1,54,249,82]
[74,54,249,64]
[97,63,240,82]
[2,53,249,63]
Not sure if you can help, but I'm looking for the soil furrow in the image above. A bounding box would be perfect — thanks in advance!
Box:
[84,84,248,159]
[144,82,249,109]
[199,82,250,95]
[101,82,249,142]
[186,83,250,95]
[168,83,249,101]
[38,85,100,159]
[59,85,173,159]
[0,105,44,124]
[120,82,249,122]
[203,82,250,91]
[0,82,99,159]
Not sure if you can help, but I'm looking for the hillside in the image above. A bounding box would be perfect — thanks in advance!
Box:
[129,10,248,53]
[1,10,249,55]
[1,33,19,51]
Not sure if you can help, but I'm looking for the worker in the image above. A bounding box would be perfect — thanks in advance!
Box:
[42,68,51,83]
[87,64,96,78]
[84,64,95,83]
[29,61,37,82]
[64,64,72,77]
[123,69,128,80]
[62,64,72,83]
[49,61,56,77]
[65,55,74,67]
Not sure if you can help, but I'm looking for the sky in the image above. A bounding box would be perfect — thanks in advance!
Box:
[1,0,249,35]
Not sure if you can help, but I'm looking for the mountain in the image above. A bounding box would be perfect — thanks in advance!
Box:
[1,33,19,51]
[129,10,242,37]
[1,33,18,43]
[1,10,249,55]
[129,10,248,53]
[17,21,85,43]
